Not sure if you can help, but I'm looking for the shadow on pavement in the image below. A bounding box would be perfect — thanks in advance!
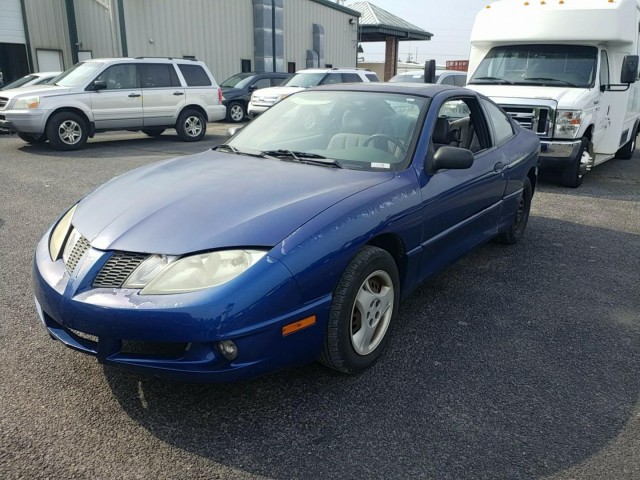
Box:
[104,217,640,479]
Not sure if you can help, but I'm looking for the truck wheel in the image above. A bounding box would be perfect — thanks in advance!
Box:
[561,137,588,188]
[615,127,637,160]
[46,112,88,150]
[176,109,206,142]
[17,133,47,144]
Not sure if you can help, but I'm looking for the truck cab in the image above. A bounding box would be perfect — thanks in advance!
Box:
[466,0,640,187]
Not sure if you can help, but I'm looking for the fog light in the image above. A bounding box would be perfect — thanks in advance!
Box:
[218,340,238,361]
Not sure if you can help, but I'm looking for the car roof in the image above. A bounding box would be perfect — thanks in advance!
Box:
[295,68,370,74]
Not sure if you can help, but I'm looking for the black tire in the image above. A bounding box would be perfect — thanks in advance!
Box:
[46,112,88,151]
[142,128,165,137]
[17,132,47,144]
[226,101,246,123]
[615,127,637,160]
[496,177,532,245]
[319,246,400,374]
[176,109,206,142]
[561,137,587,188]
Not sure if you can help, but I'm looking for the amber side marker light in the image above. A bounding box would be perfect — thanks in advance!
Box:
[282,316,316,336]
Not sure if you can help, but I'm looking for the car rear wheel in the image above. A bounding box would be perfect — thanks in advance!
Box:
[142,128,165,137]
[319,246,400,374]
[46,112,88,150]
[17,132,47,144]
[176,109,206,142]
[226,101,246,123]
[496,177,532,245]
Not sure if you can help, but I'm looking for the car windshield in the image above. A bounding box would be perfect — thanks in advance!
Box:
[228,90,427,171]
[0,75,38,90]
[51,61,106,87]
[469,44,597,88]
[220,73,254,89]
[389,73,424,83]
[284,72,326,88]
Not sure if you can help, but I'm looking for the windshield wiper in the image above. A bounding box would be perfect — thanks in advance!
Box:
[212,143,240,154]
[522,77,577,87]
[261,149,343,168]
[469,76,514,85]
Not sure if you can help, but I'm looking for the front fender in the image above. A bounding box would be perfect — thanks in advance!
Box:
[271,169,424,301]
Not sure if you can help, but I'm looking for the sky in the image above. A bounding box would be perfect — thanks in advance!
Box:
[348,0,491,65]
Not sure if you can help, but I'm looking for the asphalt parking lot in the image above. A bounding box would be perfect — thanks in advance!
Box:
[1,126,639,480]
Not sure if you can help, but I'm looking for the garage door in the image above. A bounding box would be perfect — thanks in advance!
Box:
[0,0,26,44]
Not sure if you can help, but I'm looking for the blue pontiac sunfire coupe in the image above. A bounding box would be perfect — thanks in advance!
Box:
[32,83,540,382]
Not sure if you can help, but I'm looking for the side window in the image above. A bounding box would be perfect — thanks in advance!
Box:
[453,74,466,87]
[482,99,515,146]
[178,64,212,86]
[321,73,343,85]
[271,76,288,86]
[599,50,610,87]
[440,75,455,86]
[139,64,178,88]
[341,73,362,83]
[365,73,380,82]
[252,78,271,90]
[95,64,137,90]
[434,97,489,154]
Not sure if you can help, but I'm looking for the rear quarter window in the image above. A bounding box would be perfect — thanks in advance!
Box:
[178,64,212,87]
[365,73,380,82]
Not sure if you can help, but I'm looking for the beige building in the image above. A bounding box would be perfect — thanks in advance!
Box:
[0,0,361,85]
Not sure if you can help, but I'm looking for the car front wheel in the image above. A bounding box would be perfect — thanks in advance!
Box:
[226,101,246,123]
[176,109,206,142]
[17,132,47,144]
[319,246,400,374]
[46,112,88,150]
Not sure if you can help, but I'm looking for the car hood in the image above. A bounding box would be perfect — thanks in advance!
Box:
[466,84,592,109]
[73,150,395,255]
[252,86,305,98]
[1,84,71,99]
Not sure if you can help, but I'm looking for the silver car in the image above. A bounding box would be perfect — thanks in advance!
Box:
[0,57,226,150]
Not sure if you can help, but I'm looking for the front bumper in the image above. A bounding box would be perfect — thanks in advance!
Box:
[539,139,582,167]
[32,233,330,382]
[0,109,48,134]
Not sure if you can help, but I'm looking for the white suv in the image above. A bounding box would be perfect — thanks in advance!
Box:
[248,67,379,117]
[0,57,226,150]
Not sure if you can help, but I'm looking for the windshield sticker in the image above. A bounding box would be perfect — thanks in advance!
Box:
[371,162,391,169]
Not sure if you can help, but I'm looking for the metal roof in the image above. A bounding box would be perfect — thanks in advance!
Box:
[347,1,433,41]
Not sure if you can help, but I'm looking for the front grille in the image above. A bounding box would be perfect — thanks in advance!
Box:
[93,252,148,288]
[0,97,8,109]
[502,105,553,137]
[65,235,91,273]
[68,327,99,345]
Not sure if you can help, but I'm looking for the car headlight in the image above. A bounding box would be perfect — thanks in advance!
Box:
[49,205,77,261]
[12,96,41,110]
[277,94,290,101]
[133,249,267,295]
[554,110,583,139]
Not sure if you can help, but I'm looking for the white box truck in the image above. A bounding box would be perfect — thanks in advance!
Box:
[466,0,640,187]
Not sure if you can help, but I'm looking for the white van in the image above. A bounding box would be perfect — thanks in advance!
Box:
[466,0,640,187]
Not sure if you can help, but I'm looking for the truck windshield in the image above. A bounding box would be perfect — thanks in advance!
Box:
[469,45,597,88]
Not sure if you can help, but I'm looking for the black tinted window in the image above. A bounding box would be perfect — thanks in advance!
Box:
[365,73,380,82]
[178,64,212,86]
[139,64,178,88]
[440,75,455,85]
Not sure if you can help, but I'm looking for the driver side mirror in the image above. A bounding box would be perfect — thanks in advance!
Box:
[92,80,107,91]
[429,146,474,172]
[621,55,639,84]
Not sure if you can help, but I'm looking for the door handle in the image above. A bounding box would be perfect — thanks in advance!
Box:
[173,91,184,96]
[494,162,505,172]
[128,93,141,98]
